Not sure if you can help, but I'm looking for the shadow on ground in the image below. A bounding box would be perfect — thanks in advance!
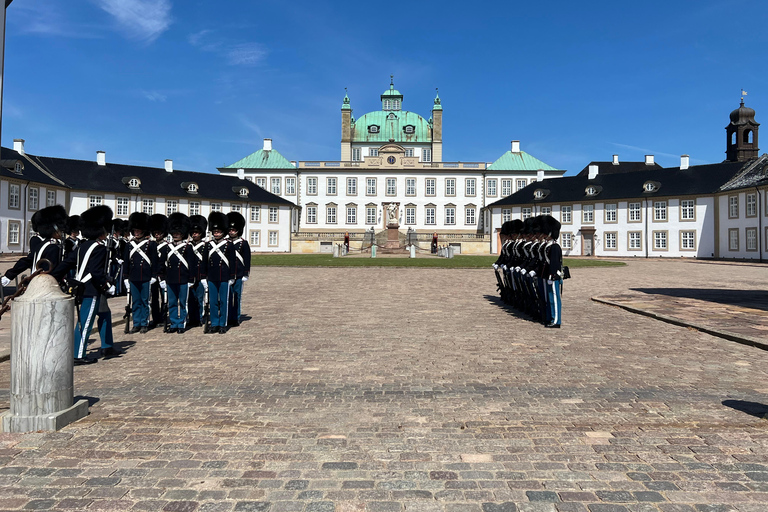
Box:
[722,399,768,419]
[631,288,768,312]
[483,294,538,323]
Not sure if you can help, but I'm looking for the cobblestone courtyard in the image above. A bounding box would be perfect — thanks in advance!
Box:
[1,259,768,512]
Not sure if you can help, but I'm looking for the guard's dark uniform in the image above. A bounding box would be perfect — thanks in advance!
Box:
[207,212,235,333]
[188,215,209,328]
[163,213,196,332]
[2,205,68,283]
[125,212,158,332]
[227,212,250,326]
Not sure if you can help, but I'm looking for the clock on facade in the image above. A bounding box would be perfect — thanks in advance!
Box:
[387,156,396,164]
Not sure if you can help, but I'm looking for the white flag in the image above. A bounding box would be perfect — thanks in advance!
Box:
[742,89,748,96]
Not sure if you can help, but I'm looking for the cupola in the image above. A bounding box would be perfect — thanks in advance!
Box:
[726,98,760,162]
[381,76,403,111]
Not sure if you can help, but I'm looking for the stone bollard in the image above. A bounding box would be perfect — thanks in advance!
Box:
[0,274,89,432]
[332,244,339,258]
[409,245,416,258]
[447,246,454,259]
[371,245,377,258]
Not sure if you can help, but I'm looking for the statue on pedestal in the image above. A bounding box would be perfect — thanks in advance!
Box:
[386,203,399,226]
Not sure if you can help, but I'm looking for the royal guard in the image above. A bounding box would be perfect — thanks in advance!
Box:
[227,211,250,326]
[51,205,118,364]
[110,219,125,295]
[2,205,68,288]
[63,214,81,258]
[149,213,169,328]
[207,212,235,334]
[188,215,209,328]
[542,216,563,328]
[162,212,196,333]
[124,212,157,334]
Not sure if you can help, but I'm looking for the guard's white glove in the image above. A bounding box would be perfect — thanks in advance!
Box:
[228,279,235,286]
[1,276,10,287]
[107,285,116,296]
[159,280,167,291]
[547,279,555,285]
[123,279,129,290]
[242,276,248,283]
[557,270,564,279]
[150,277,157,285]
[520,270,527,276]
[529,271,537,278]
[117,259,124,265]
[200,279,208,291]
[492,264,498,270]
[501,265,508,271]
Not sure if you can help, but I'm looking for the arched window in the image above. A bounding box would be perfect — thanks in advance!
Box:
[732,132,737,145]
[744,130,753,144]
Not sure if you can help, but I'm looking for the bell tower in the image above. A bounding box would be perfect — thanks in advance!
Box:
[341,89,352,161]
[726,99,760,162]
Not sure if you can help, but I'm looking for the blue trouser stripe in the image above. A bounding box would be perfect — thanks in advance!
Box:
[229,278,243,324]
[74,297,98,359]
[547,280,562,326]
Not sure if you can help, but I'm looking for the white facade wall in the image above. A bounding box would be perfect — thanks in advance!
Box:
[67,191,292,253]
[0,176,67,254]
[491,196,715,258]
[717,190,766,259]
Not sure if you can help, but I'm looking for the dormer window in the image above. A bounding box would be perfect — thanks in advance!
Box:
[643,181,660,193]
[368,125,380,134]
[403,125,415,134]
[187,183,198,193]
[585,185,602,197]
[128,178,140,188]
[13,161,23,174]
[387,113,397,120]
[239,187,249,197]
[533,188,550,200]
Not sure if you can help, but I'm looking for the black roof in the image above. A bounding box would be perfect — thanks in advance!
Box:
[576,160,663,177]
[488,160,750,207]
[0,147,68,188]
[1,147,294,206]
[719,155,768,192]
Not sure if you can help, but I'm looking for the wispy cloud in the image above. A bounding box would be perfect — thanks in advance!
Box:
[142,90,167,102]
[93,0,172,43]
[13,2,103,39]
[188,30,268,67]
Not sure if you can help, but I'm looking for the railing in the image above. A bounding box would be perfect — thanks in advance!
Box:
[293,231,489,242]
[297,161,487,170]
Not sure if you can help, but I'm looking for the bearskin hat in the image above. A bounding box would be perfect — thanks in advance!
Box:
[522,217,537,236]
[540,215,561,240]
[510,219,524,236]
[129,212,150,234]
[189,215,207,235]
[80,205,113,240]
[168,212,191,239]
[31,205,68,239]
[66,215,80,236]
[208,211,228,233]
[149,214,169,237]
[226,211,246,236]
[500,221,515,237]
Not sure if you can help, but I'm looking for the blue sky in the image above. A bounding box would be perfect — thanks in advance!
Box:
[2,0,766,176]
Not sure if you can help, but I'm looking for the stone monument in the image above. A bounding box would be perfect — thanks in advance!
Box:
[384,202,401,249]
[0,274,89,432]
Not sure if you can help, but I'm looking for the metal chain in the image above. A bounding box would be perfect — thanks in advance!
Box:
[0,259,52,320]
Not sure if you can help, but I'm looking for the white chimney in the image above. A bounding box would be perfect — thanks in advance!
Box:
[645,154,655,165]
[612,154,619,165]
[537,170,545,181]
[680,155,689,170]
[237,168,245,180]
[97,151,106,166]
[165,159,173,173]
[263,138,272,151]
[13,139,25,155]
[588,164,599,180]
[511,140,520,153]
[290,161,297,167]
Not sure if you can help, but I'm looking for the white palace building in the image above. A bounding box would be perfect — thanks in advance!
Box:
[219,81,565,254]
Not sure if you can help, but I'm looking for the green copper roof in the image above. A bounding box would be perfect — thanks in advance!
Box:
[351,110,432,143]
[433,90,442,111]
[487,150,559,171]
[224,148,295,170]
[381,86,403,98]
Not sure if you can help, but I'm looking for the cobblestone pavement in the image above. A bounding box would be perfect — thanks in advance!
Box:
[2,259,768,512]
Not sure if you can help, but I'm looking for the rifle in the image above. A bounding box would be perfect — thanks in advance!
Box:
[202,283,210,333]
[162,286,169,332]
[123,290,131,334]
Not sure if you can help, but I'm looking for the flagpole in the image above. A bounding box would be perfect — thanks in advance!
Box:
[0,0,13,154]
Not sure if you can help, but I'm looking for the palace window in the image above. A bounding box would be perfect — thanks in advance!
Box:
[747,227,757,251]
[729,196,739,218]
[561,232,572,250]
[729,228,739,251]
[327,177,337,195]
[540,206,552,215]
[487,179,497,197]
[406,178,416,196]
[250,230,260,246]
[190,202,200,216]
[681,199,695,220]
[166,200,178,216]
[405,148,414,157]
[256,177,266,189]
[629,202,641,222]
[502,209,511,222]
[307,177,318,195]
[210,203,222,212]
[522,207,532,219]
[352,148,362,162]
[250,206,260,222]
[268,231,278,247]
[116,197,129,216]
[516,179,527,191]
[466,178,476,196]
[90,195,103,208]
[582,204,594,223]
[405,207,415,225]
[8,221,20,245]
[232,204,242,213]
[366,178,376,195]
[654,201,667,221]
[422,148,432,163]
[347,178,357,195]
[465,206,476,225]
[445,178,456,196]
[386,178,396,196]
[271,178,281,195]
[28,187,39,211]
[346,206,357,224]
[285,177,296,195]
[425,178,436,196]
[47,190,56,207]
[306,206,317,224]
[681,230,696,250]
[747,193,757,217]
[326,205,337,224]
[654,231,667,250]
[445,206,455,225]
[604,232,617,250]
[501,179,512,197]
[370,148,379,157]
[269,207,278,223]
[629,231,642,250]
[561,205,572,223]
[425,206,436,225]
[8,184,20,209]
[142,198,154,214]
[605,203,617,222]
[366,206,376,224]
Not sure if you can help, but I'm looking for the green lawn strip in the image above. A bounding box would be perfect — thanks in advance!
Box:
[250,254,625,268]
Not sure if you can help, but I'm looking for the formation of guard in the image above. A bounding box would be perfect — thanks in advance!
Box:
[493,215,566,328]
[1,204,252,365]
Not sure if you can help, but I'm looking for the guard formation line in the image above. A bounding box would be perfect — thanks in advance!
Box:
[0,204,251,366]
[493,215,567,328]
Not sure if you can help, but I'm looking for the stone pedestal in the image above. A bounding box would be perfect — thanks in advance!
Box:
[0,274,89,433]
[384,226,401,249]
